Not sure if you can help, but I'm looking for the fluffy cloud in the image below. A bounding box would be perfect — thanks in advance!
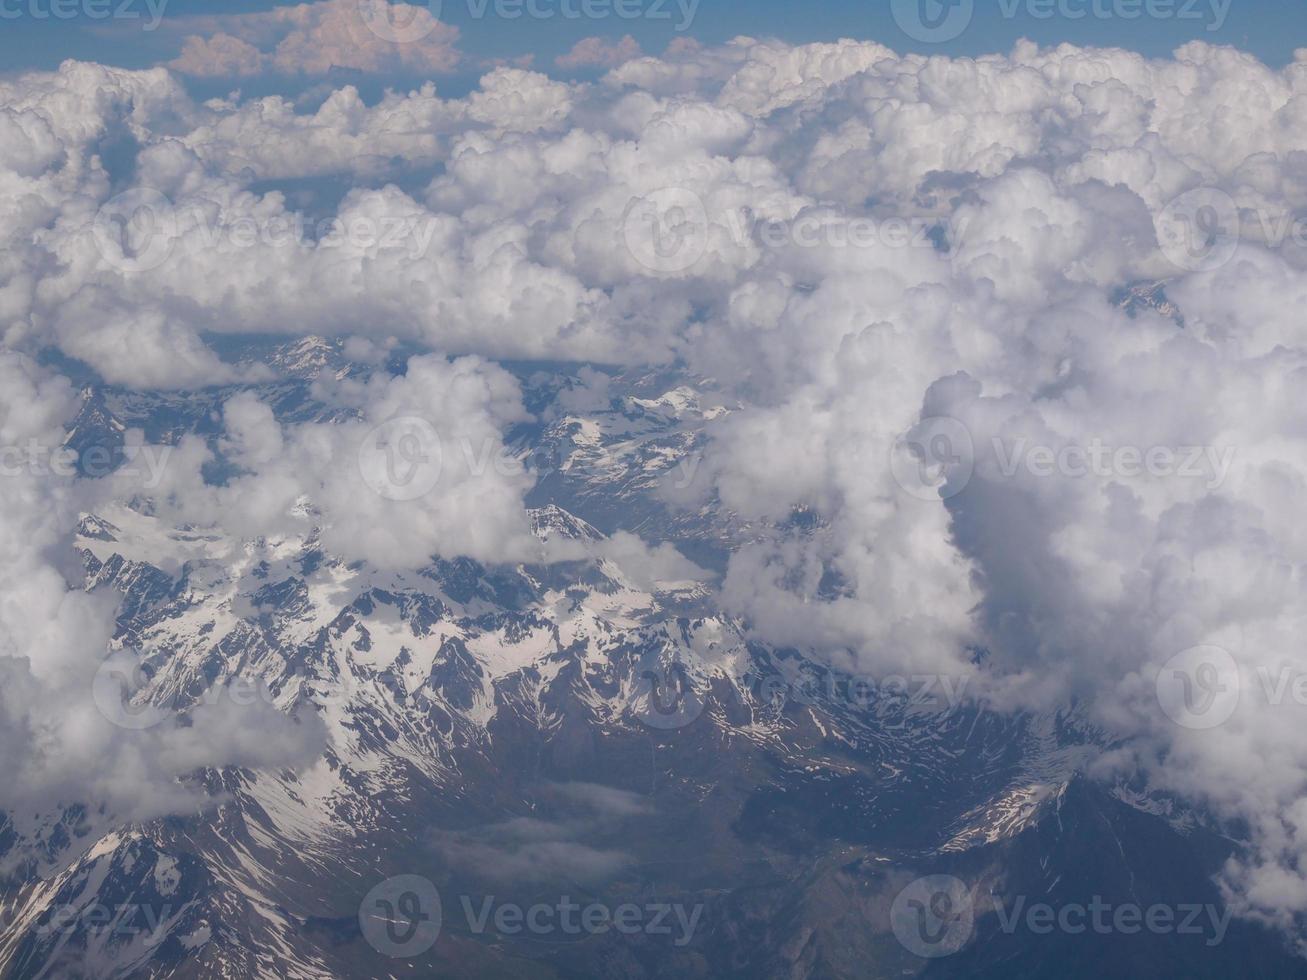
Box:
[203,354,542,570]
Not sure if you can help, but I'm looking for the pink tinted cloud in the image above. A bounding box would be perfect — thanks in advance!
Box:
[555,35,642,71]
[166,0,461,77]
[169,33,268,78]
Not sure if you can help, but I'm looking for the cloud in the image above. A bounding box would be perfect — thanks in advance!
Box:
[550,781,654,817]
[8,35,1307,946]
[433,832,633,884]
[169,32,268,78]
[164,0,461,78]
[52,290,251,389]
[556,35,642,71]
[597,531,710,591]
[129,354,543,570]
[429,782,650,883]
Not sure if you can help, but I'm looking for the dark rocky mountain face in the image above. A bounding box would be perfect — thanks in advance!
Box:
[2,340,1300,979]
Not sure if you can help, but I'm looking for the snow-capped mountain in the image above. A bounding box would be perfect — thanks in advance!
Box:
[1,339,1297,979]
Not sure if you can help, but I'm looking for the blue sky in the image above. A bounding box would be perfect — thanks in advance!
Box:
[0,0,1297,86]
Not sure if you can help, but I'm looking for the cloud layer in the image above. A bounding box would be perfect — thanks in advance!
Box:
[5,29,1307,941]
